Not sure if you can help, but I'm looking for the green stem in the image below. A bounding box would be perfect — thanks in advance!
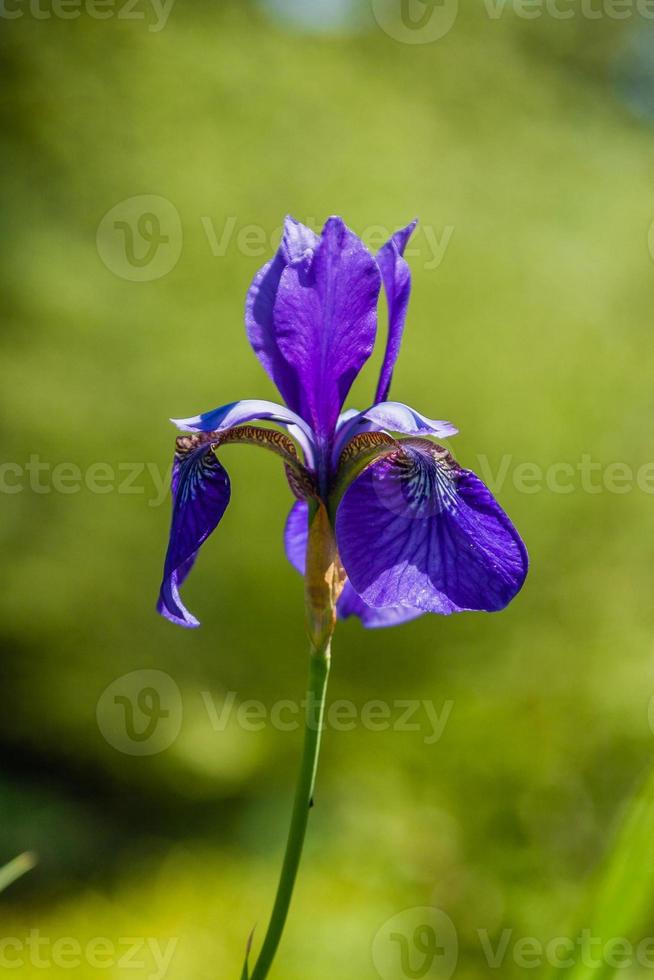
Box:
[248,642,331,980]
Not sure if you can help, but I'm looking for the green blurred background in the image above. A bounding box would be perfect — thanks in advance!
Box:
[3,1,654,977]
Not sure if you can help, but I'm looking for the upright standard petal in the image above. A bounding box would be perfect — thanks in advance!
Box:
[245,217,319,414]
[157,436,231,627]
[335,441,528,614]
[273,217,381,442]
[375,220,417,404]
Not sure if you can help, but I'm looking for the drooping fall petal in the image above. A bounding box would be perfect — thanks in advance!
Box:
[335,441,528,614]
[157,437,231,627]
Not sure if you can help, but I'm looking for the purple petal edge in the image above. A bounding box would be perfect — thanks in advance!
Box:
[375,219,417,404]
[332,401,457,464]
[171,398,316,465]
[335,446,528,615]
[337,581,424,628]
[157,443,231,628]
[245,217,319,415]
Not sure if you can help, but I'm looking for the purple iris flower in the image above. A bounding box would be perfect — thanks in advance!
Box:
[157,216,528,629]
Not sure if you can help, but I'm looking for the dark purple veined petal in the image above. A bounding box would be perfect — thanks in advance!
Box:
[332,401,458,464]
[273,217,381,443]
[375,220,417,404]
[335,442,528,614]
[283,500,423,628]
[157,437,231,628]
[172,398,316,466]
[245,217,319,416]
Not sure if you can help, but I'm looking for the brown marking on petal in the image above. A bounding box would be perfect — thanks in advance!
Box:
[400,437,460,472]
[216,424,299,459]
[329,431,401,516]
[285,463,317,502]
[175,432,216,458]
[330,432,462,519]
[174,425,318,501]
[338,430,397,468]
[213,424,318,500]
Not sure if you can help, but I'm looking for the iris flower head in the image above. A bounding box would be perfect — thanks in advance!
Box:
[157,216,528,629]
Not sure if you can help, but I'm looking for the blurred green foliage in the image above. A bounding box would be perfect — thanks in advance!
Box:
[552,765,654,980]
[2,1,654,977]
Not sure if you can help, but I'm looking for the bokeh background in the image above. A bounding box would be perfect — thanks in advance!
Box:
[3,1,654,977]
